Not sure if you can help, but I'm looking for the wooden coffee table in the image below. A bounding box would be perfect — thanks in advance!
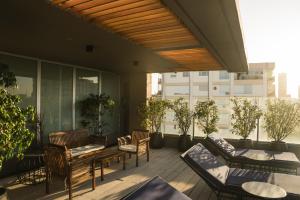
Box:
[242,181,286,199]
[94,149,126,182]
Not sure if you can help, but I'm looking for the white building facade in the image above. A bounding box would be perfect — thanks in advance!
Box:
[159,63,275,138]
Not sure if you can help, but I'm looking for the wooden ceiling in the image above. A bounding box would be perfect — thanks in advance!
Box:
[51,0,222,71]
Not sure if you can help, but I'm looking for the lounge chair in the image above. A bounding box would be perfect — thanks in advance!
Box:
[121,176,191,200]
[206,133,300,174]
[181,143,300,199]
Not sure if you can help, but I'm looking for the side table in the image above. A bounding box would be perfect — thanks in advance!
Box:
[242,181,286,199]
[16,152,45,185]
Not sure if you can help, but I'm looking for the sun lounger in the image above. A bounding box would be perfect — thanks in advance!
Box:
[181,143,300,199]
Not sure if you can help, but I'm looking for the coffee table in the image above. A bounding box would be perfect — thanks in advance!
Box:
[242,181,286,199]
[94,149,126,182]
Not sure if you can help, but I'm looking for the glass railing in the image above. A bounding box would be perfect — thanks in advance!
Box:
[159,96,300,144]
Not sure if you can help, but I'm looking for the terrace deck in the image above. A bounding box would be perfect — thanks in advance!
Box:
[3,147,216,200]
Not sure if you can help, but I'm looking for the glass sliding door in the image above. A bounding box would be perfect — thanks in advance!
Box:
[0,54,37,108]
[75,69,99,129]
[41,62,73,140]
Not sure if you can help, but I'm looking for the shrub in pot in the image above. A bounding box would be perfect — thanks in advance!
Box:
[264,99,300,151]
[79,93,115,136]
[231,98,262,148]
[171,98,193,152]
[0,68,35,199]
[138,97,170,148]
[194,99,219,150]
[194,99,219,136]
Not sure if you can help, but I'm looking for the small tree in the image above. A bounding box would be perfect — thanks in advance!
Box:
[231,98,262,139]
[264,99,300,142]
[0,69,35,169]
[138,97,170,133]
[171,98,193,136]
[79,93,115,135]
[194,99,219,136]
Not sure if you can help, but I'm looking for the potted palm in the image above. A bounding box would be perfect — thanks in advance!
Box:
[194,99,219,137]
[171,98,193,152]
[0,67,35,199]
[264,99,300,151]
[79,93,115,136]
[138,97,170,148]
[231,98,262,148]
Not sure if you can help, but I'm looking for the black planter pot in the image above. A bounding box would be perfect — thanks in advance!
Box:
[150,132,164,149]
[0,187,7,200]
[178,134,192,152]
[239,139,253,148]
[270,141,288,151]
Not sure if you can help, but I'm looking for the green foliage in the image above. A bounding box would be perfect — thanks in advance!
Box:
[0,89,35,170]
[194,99,219,135]
[171,98,193,136]
[231,98,262,139]
[264,99,300,142]
[79,93,115,135]
[0,63,17,88]
[138,97,170,133]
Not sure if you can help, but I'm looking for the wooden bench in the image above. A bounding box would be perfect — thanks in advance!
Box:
[44,129,107,200]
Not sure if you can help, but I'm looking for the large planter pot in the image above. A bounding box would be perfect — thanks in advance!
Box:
[150,132,164,149]
[0,187,7,200]
[178,134,192,152]
[239,139,253,148]
[270,141,288,151]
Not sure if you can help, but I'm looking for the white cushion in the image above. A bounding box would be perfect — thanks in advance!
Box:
[70,144,105,157]
[119,144,137,152]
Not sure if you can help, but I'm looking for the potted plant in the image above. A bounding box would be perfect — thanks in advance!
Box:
[171,98,193,152]
[138,97,170,148]
[0,68,35,199]
[231,98,262,148]
[264,99,300,151]
[194,99,219,137]
[79,93,115,136]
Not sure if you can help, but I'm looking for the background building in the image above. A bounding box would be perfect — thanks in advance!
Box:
[155,62,275,137]
[278,72,290,97]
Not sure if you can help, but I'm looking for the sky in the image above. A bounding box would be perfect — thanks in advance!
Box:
[239,0,300,97]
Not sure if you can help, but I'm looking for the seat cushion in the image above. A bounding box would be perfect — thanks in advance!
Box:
[226,168,300,197]
[121,176,191,200]
[208,134,236,157]
[184,143,229,185]
[119,144,137,152]
[235,148,300,167]
[234,149,273,161]
[70,144,105,157]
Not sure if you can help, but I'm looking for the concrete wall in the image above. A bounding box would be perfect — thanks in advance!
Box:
[120,72,147,134]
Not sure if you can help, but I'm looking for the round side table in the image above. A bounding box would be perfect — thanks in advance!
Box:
[242,181,286,199]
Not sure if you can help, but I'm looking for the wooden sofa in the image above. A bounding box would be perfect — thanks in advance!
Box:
[44,129,107,199]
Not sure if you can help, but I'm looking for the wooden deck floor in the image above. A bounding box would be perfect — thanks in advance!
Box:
[4,148,216,200]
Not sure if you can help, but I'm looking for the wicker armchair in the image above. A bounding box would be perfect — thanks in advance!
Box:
[117,130,150,167]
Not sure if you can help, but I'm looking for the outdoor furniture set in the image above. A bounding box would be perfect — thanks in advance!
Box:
[181,142,300,199]
[44,129,150,200]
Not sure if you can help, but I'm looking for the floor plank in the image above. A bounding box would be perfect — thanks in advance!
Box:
[4,148,213,200]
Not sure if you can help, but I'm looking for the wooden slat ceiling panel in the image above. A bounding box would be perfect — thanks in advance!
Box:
[51,0,222,71]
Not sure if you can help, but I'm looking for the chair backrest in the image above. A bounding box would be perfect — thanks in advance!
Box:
[181,143,230,191]
[207,134,236,158]
[49,129,90,148]
[132,130,149,145]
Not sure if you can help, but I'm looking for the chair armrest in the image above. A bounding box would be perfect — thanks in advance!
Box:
[118,135,132,146]
[137,138,150,145]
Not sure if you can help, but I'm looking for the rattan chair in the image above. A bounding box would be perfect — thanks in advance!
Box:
[117,130,150,167]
